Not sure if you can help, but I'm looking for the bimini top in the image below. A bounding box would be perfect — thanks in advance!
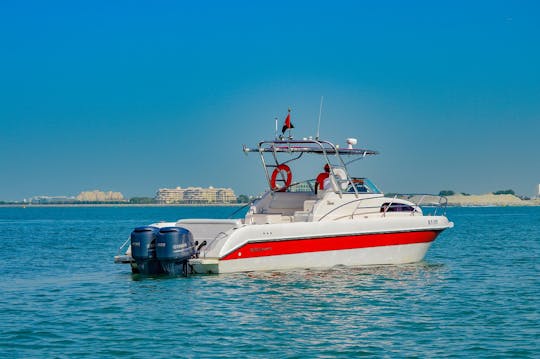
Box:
[243,138,379,156]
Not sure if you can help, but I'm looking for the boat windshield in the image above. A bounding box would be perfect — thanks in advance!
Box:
[345,178,381,194]
[286,177,381,195]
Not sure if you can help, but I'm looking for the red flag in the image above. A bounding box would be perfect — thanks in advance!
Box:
[281,109,294,134]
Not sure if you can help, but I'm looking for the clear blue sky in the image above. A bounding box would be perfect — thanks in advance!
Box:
[1,1,539,201]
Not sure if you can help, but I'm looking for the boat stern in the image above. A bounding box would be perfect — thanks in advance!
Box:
[189,258,220,274]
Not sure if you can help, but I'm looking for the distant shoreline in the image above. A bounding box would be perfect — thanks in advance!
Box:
[1,199,539,208]
[0,203,248,208]
[446,194,540,207]
[3,193,540,208]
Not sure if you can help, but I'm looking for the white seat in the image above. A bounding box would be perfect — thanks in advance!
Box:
[330,168,349,192]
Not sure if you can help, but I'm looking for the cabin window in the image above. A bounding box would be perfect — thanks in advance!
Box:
[380,202,415,212]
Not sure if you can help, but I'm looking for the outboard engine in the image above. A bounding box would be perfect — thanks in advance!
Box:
[130,226,162,275]
[156,227,195,276]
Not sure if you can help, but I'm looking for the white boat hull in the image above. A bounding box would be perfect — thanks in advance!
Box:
[186,215,450,273]
[120,215,451,275]
[191,241,433,274]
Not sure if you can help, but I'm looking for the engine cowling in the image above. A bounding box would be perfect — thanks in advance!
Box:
[156,227,195,276]
[130,226,162,275]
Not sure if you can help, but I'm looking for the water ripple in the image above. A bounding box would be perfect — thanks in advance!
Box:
[0,206,538,358]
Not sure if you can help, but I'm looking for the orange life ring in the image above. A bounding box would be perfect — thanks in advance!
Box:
[270,164,292,191]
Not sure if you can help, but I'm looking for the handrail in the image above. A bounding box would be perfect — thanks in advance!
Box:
[317,193,448,221]
[254,138,360,196]
[116,236,131,256]
[317,195,383,221]
[392,194,448,215]
[228,197,260,219]
[201,231,229,257]
[331,208,389,221]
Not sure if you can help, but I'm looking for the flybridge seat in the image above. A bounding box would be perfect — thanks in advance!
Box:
[262,192,317,216]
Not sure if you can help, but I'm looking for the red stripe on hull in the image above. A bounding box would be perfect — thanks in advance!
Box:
[221,230,440,261]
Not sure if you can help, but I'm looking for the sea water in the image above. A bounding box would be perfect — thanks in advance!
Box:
[0,206,538,358]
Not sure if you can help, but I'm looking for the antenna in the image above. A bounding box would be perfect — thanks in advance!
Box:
[316,96,324,139]
[274,117,278,139]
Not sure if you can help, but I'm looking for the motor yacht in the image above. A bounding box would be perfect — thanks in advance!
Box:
[115,132,453,275]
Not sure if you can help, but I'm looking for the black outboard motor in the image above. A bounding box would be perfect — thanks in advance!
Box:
[130,226,162,275]
[156,227,195,276]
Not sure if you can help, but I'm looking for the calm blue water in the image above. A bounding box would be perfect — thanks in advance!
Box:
[0,206,538,358]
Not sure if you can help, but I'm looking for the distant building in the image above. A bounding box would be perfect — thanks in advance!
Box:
[29,196,78,204]
[216,188,237,203]
[155,187,185,203]
[76,190,125,202]
[155,186,236,204]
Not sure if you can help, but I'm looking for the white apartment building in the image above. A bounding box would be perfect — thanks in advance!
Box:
[155,186,236,204]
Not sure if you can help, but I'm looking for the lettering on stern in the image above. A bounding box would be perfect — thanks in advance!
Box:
[250,246,273,253]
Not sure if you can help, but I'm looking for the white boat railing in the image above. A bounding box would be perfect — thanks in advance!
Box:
[390,194,448,216]
[114,236,134,263]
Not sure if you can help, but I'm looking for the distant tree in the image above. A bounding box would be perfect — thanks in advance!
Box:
[461,192,471,196]
[129,197,157,204]
[438,190,455,196]
[237,194,250,204]
[493,189,515,195]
